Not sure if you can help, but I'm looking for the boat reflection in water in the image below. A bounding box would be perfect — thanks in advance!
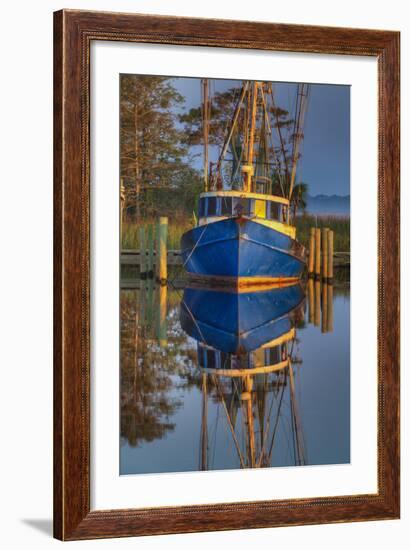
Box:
[180,283,307,470]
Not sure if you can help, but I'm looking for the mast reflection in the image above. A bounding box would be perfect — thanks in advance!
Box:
[180,283,307,470]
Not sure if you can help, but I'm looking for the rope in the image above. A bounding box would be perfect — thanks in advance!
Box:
[181,224,209,269]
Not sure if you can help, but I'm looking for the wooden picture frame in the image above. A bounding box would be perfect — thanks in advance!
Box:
[54,9,400,540]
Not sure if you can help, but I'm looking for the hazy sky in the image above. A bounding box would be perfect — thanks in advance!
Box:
[172,77,350,197]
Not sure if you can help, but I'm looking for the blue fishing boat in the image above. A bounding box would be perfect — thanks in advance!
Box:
[180,80,310,288]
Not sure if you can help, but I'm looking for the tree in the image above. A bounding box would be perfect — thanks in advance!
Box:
[179,86,244,147]
[290,182,309,219]
[120,75,191,222]
[179,83,304,198]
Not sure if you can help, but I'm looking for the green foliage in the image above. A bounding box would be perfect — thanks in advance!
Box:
[290,182,309,219]
[120,75,199,221]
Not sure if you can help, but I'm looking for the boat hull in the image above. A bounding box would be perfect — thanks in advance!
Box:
[180,217,306,285]
[180,284,305,354]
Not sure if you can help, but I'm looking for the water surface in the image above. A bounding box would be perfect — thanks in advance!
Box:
[120,278,350,475]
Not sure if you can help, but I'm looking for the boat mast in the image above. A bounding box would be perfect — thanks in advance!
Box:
[243,82,259,193]
[243,375,256,467]
[213,82,249,191]
[202,79,210,192]
[200,372,208,470]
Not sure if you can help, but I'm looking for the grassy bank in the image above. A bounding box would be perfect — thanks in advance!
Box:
[122,214,350,253]
[122,218,194,251]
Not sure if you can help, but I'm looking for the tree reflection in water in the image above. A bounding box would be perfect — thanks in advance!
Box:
[120,280,339,471]
[120,288,200,448]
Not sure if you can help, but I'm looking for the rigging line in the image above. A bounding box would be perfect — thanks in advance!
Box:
[213,375,246,469]
[292,85,311,184]
[264,91,283,178]
[215,82,249,179]
[289,83,310,199]
[167,224,209,286]
[289,87,303,197]
[270,87,289,192]
[211,401,220,469]
[214,85,241,189]
[181,224,208,268]
[261,83,281,185]
[180,298,208,347]
[291,84,301,161]
[288,363,300,465]
[266,374,287,462]
[288,362,307,465]
[257,368,285,467]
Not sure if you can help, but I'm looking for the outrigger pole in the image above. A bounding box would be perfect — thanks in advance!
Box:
[213,82,249,190]
[288,83,310,200]
[202,79,210,192]
[243,81,259,193]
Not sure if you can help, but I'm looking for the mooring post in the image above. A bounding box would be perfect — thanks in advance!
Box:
[157,217,168,284]
[314,227,321,279]
[314,279,321,327]
[139,226,147,279]
[157,284,168,347]
[327,284,334,332]
[146,278,154,334]
[147,224,154,278]
[321,283,328,333]
[327,230,334,284]
[322,227,329,281]
[308,227,315,277]
[308,278,314,324]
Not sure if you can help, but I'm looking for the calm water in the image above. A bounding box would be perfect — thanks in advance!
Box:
[120,278,350,475]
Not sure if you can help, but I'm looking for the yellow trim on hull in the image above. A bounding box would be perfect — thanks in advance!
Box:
[186,273,301,291]
[200,358,291,377]
[198,215,296,239]
[260,328,296,349]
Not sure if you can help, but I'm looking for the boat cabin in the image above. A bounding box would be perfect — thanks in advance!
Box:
[197,340,290,372]
[198,191,290,225]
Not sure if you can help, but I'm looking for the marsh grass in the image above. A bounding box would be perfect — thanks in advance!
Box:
[122,214,350,253]
[295,215,350,252]
[122,218,194,251]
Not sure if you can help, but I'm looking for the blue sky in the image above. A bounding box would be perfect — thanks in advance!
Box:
[172,77,350,197]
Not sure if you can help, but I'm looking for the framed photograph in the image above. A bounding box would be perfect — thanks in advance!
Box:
[54,9,400,540]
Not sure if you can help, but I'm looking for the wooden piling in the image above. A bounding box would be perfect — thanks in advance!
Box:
[327,283,334,332]
[308,278,314,324]
[321,283,328,333]
[314,228,321,279]
[314,279,321,327]
[139,226,147,278]
[147,224,154,278]
[308,228,315,277]
[146,278,154,333]
[157,217,168,284]
[322,228,329,281]
[327,230,334,283]
[157,284,168,347]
